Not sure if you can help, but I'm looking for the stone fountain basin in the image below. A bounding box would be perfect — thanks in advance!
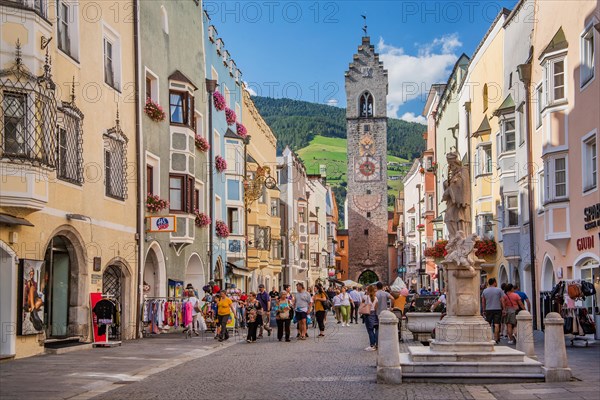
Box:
[406,312,443,342]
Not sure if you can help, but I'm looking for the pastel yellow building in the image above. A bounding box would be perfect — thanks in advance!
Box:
[242,89,282,291]
[1,1,137,358]
[458,9,510,284]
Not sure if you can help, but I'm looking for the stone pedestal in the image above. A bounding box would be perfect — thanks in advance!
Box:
[377,311,402,384]
[543,312,572,382]
[516,311,537,360]
[398,257,543,383]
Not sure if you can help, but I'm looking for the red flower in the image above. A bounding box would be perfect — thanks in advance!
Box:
[225,107,236,125]
[213,91,226,111]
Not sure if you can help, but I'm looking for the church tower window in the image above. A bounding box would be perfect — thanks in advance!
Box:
[359,91,373,118]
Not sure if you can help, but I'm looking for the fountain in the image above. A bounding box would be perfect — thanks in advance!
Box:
[398,151,544,382]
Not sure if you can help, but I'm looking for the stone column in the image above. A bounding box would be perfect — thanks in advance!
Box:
[377,310,402,384]
[543,312,572,382]
[516,310,537,359]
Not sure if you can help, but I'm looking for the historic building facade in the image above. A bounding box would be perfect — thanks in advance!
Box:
[139,0,209,302]
[243,89,281,292]
[1,0,137,358]
[345,36,389,284]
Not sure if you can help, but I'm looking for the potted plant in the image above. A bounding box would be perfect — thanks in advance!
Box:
[195,210,211,227]
[225,107,236,126]
[215,155,227,172]
[144,98,166,122]
[195,135,210,152]
[213,91,226,111]
[215,220,230,238]
[419,167,425,174]
[146,193,169,213]
[417,223,425,231]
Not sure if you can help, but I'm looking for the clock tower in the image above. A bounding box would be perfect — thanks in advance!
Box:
[345,36,389,283]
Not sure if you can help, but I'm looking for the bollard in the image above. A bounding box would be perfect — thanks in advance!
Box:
[543,312,572,382]
[377,310,402,384]
[516,310,537,360]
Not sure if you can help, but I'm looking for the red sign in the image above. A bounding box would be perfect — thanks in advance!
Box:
[90,293,106,343]
[576,236,595,251]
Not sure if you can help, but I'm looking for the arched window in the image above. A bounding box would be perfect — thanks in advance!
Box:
[359,91,373,118]
[161,5,169,34]
[483,84,488,111]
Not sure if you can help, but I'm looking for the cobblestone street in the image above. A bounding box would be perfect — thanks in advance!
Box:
[1,318,598,400]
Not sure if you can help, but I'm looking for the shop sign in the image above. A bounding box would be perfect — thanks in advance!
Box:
[576,235,595,251]
[146,215,177,233]
[91,274,102,285]
[584,203,600,230]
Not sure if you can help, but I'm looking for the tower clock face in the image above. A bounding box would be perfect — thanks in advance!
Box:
[354,156,381,181]
[352,194,383,212]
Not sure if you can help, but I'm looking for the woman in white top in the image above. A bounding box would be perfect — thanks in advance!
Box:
[332,289,342,323]
[339,286,352,326]
[184,289,200,337]
[361,285,379,351]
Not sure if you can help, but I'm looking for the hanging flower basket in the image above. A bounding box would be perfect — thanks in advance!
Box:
[215,220,230,238]
[427,162,438,173]
[215,155,227,172]
[195,135,210,152]
[236,122,247,138]
[146,193,169,213]
[195,210,211,227]
[424,240,448,258]
[419,167,425,174]
[144,98,166,122]
[417,223,425,230]
[213,91,226,111]
[225,107,237,125]
[475,239,497,257]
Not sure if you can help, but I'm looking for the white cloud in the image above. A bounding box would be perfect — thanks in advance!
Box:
[377,34,462,119]
[400,112,427,125]
[244,82,257,96]
[326,99,338,107]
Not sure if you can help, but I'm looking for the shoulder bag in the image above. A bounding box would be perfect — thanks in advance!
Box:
[359,297,372,315]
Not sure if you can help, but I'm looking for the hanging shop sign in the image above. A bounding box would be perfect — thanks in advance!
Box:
[146,215,177,233]
[584,203,600,230]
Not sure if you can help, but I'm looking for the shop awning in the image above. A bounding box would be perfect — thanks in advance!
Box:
[228,262,251,277]
[0,213,34,227]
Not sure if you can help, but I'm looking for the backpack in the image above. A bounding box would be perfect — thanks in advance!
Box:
[581,281,596,297]
[567,282,583,300]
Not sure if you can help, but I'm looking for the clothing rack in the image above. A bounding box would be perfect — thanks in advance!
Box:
[93,294,122,347]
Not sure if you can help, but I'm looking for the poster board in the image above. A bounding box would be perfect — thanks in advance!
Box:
[18,259,46,335]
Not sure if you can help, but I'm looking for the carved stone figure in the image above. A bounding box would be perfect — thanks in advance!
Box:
[442,152,471,238]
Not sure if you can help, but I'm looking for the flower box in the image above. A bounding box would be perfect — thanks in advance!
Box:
[144,99,166,122]
[474,239,497,257]
[417,223,425,230]
[424,240,448,258]
[213,91,226,111]
[195,135,210,152]
[236,122,247,138]
[195,211,211,227]
[225,107,236,125]
[215,155,227,172]
[215,220,229,238]
[146,193,169,213]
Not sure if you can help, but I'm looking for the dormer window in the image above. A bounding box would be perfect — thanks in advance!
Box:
[359,91,373,118]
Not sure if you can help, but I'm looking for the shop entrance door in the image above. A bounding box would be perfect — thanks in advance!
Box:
[45,236,71,338]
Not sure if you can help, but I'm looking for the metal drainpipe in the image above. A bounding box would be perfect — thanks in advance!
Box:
[133,0,143,339]
[206,79,217,281]
[518,62,538,329]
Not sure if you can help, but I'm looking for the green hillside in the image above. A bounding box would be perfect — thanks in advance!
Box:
[252,96,426,160]
[251,96,424,219]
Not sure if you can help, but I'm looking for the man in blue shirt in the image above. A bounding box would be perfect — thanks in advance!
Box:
[257,284,272,338]
[514,285,531,311]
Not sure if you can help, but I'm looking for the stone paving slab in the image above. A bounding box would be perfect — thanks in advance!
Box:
[0,319,598,400]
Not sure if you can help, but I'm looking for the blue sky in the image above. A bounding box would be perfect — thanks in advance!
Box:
[206,0,518,124]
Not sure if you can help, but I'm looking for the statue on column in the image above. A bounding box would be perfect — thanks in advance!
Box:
[442,151,471,238]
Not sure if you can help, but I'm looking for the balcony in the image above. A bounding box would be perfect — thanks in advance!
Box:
[1,42,57,210]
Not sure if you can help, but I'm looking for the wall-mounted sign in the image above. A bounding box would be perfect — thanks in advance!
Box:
[93,257,101,272]
[576,235,595,251]
[146,216,177,233]
[584,203,600,230]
